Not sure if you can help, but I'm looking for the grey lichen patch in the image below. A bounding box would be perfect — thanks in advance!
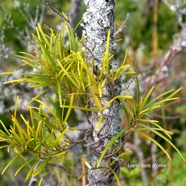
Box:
[82,0,116,69]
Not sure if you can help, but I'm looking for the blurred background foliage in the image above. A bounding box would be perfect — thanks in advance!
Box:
[0,0,186,185]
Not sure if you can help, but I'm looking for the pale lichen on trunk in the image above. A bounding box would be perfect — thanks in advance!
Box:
[82,0,122,185]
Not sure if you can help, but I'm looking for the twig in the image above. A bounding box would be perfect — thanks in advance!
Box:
[114,13,130,37]
[163,0,186,27]
[122,60,140,91]
[81,158,86,186]
[45,0,100,63]
[45,0,70,23]
[152,113,180,120]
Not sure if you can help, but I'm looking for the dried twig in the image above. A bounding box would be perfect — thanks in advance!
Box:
[114,13,130,37]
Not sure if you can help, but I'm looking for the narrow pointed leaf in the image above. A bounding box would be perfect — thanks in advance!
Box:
[137,126,185,161]
[1,152,22,175]
[137,131,171,160]
[97,127,130,167]
[15,157,35,176]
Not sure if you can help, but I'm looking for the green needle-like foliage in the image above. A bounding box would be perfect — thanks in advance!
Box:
[121,78,185,161]
[0,21,133,181]
[3,22,132,111]
[0,96,70,181]
[96,79,185,174]
[0,19,185,185]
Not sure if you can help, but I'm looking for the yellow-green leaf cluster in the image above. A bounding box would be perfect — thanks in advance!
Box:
[121,78,185,161]
[0,96,72,181]
[3,23,132,113]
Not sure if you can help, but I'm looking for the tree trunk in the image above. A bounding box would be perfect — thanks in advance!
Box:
[82,0,122,185]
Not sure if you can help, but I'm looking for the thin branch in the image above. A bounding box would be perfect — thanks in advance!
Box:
[114,13,130,37]
[152,113,180,119]
[45,0,70,22]
[163,0,186,26]
[0,26,9,60]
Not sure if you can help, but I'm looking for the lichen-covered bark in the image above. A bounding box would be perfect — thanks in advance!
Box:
[82,0,116,65]
[82,0,122,185]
